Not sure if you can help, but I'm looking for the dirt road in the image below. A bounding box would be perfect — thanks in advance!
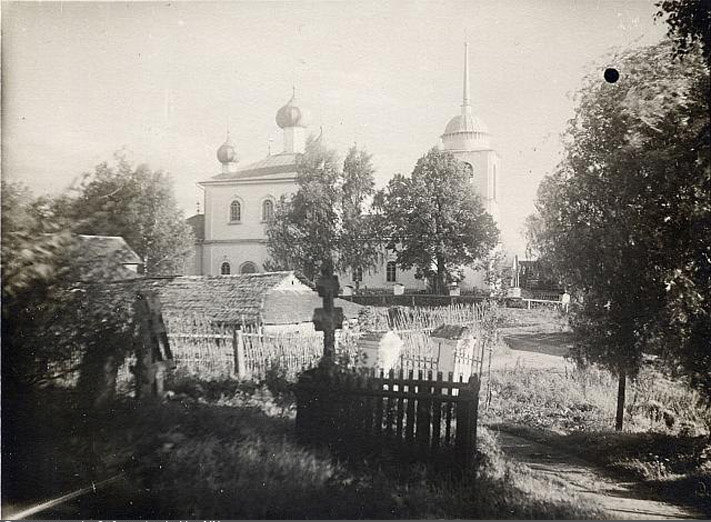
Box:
[493,429,701,520]
[490,325,702,519]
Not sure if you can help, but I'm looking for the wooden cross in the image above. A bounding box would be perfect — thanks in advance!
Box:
[313,266,343,367]
[133,291,175,399]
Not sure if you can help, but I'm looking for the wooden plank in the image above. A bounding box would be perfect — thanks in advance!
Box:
[366,368,377,437]
[374,368,385,438]
[444,371,453,447]
[431,371,443,453]
[385,369,395,439]
[468,374,481,465]
[455,373,471,468]
[396,368,405,442]
[232,328,247,379]
[415,370,431,456]
[405,370,415,443]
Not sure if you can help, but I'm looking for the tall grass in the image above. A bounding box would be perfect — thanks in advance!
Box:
[482,362,711,435]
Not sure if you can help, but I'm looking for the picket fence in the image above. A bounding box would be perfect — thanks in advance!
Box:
[295,367,480,470]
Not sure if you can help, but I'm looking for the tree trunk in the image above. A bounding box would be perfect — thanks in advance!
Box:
[436,254,446,295]
[615,370,626,431]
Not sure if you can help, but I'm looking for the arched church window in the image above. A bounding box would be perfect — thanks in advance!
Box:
[220,262,231,275]
[463,162,474,179]
[230,200,241,222]
[386,261,397,282]
[262,199,274,221]
[240,261,258,274]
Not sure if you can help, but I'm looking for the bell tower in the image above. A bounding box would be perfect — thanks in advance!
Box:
[441,42,500,222]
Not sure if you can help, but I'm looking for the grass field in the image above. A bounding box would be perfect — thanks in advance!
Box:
[485,307,711,516]
[3,381,605,520]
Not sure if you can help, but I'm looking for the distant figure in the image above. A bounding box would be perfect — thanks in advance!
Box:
[561,291,571,313]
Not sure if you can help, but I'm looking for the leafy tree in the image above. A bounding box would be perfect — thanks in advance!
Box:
[528,40,710,428]
[656,0,711,60]
[265,138,381,281]
[1,182,134,411]
[373,148,499,294]
[56,154,194,275]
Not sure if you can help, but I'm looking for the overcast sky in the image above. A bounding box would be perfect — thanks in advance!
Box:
[2,0,666,254]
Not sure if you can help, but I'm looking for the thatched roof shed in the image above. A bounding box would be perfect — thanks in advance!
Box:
[93,271,362,327]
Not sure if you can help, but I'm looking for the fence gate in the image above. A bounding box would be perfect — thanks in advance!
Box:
[295,367,479,471]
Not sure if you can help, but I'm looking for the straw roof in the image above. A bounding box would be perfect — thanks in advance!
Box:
[94,271,361,326]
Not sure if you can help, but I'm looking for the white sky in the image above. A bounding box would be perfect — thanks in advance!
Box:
[2,0,666,254]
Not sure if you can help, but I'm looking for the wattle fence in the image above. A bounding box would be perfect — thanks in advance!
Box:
[114,304,495,385]
[295,367,480,470]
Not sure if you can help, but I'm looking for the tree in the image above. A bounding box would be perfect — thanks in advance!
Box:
[373,148,499,294]
[528,40,710,428]
[1,182,134,411]
[265,138,381,281]
[656,0,711,60]
[57,154,194,275]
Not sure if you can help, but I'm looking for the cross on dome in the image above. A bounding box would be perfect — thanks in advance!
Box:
[276,86,309,129]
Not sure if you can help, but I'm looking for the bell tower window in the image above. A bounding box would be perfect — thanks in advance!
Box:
[463,162,474,179]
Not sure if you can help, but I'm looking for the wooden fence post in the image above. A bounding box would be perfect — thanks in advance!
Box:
[232,327,246,379]
[455,374,479,470]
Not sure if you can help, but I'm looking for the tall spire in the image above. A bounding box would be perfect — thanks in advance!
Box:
[462,41,471,114]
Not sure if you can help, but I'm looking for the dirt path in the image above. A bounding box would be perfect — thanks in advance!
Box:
[493,429,701,519]
[490,325,701,519]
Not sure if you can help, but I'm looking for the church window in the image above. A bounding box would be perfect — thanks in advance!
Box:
[240,261,258,274]
[352,267,363,282]
[386,261,397,282]
[220,262,231,275]
[262,199,274,221]
[230,200,241,222]
[463,162,474,179]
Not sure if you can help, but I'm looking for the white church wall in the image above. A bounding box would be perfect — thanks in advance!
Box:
[204,241,268,275]
[204,180,296,242]
[343,263,427,293]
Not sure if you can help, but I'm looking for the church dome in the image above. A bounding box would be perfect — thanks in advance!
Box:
[216,134,237,164]
[275,89,308,129]
[443,113,489,135]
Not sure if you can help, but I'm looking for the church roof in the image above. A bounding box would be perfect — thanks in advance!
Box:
[186,214,205,241]
[203,152,299,183]
[443,113,489,135]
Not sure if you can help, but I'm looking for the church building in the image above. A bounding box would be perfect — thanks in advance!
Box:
[187,43,500,293]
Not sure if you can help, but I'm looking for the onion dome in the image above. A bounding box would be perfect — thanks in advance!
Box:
[216,133,237,164]
[275,87,308,129]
